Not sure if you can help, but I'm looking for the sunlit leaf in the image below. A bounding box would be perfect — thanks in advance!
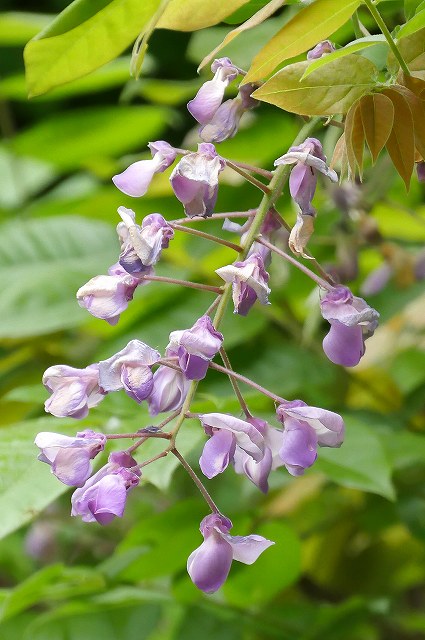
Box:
[360,93,394,163]
[157,0,251,30]
[398,8,425,39]
[382,88,415,188]
[0,12,51,45]
[394,26,425,79]
[24,0,162,97]
[244,0,362,83]
[198,0,286,71]
[252,55,377,116]
[301,35,386,80]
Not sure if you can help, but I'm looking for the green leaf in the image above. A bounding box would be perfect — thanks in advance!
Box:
[360,92,394,163]
[0,216,118,338]
[11,106,168,171]
[301,35,386,80]
[0,565,105,622]
[315,417,396,500]
[0,12,51,45]
[24,0,161,97]
[398,8,425,38]
[252,55,378,116]
[404,0,425,20]
[395,26,425,79]
[156,0,251,30]
[0,417,83,539]
[223,521,301,605]
[244,0,362,82]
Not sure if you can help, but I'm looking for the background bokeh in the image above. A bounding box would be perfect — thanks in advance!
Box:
[0,1,425,638]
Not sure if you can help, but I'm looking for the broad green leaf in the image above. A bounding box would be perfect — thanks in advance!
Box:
[315,418,396,500]
[0,417,81,539]
[156,0,250,30]
[301,35,386,80]
[11,106,168,171]
[244,0,362,82]
[405,0,425,20]
[360,93,394,163]
[198,0,287,71]
[252,55,377,116]
[398,8,425,38]
[0,565,105,622]
[382,88,415,188]
[0,12,51,45]
[0,216,118,338]
[223,522,301,605]
[395,26,425,79]
[0,148,56,209]
[24,0,161,97]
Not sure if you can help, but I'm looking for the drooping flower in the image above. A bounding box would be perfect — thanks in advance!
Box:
[117,207,174,274]
[233,417,284,493]
[147,346,191,415]
[187,513,274,593]
[307,40,335,60]
[274,138,337,255]
[216,252,270,316]
[170,143,225,218]
[34,429,106,486]
[77,263,147,325]
[98,339,161,403]
[188,58,242,124]
[199,83,259,143]
[71,451,140,525]
[320,285,379,367]
[43,364,105,419]
[199,413,265,479]
[112,140,177,197]
[168,315,223,380]
[277,400,344,476]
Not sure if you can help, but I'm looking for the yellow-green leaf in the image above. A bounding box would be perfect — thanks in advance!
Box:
[244,0,362,83]
[398,8,425,39]
[24,0,162,97]
[331,131,348,181]
[198,0,286,71]
[395,26,425,79]
[157,0,250,30]
[360,93,394,163]
[252,55,377,116]
[382,88,415,189]
[301,35,386,80]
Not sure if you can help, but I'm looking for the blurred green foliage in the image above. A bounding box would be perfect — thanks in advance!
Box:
[0,1,424,639]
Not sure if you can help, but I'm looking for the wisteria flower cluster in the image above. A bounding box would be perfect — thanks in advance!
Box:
[35,51,380,594]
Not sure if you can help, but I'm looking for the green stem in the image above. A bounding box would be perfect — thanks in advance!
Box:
[172,448,220,513]
[219,348,251,417]
[213,117,321,329]
[363,0,410,76]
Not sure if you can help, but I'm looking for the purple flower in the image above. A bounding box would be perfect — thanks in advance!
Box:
[275,138,338,217]
[320,285,379,367]
[187,513,274,593]
[199,83,259,143]
[71,451,140,525]
[98,339,161,403]
[112,141,177,197]
[417,162,425,182]
[277,400,344,476]
[77,263,147,325]
[170,143,225,218]
[43,364,104,419]
[307,40,335,60]
[216,252,270,316]
[188,58,242,124]
[199,413,265,479]
[34,429,106,486]
[168,315,223,380]
[147,346,191,415]
[117,207,174,273]
[233,418,283,493]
